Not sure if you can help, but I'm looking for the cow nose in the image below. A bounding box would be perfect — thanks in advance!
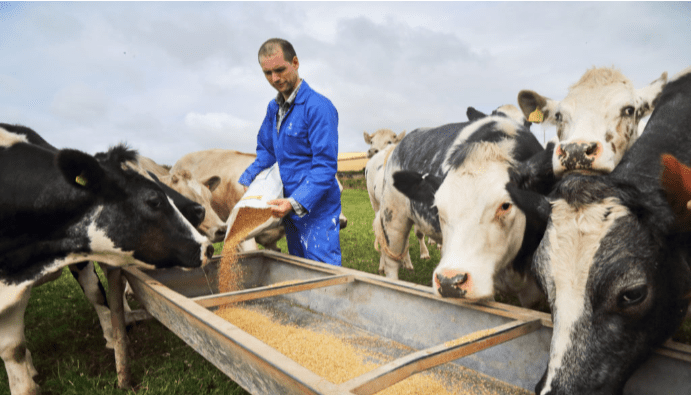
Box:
[215,225,228,241]
[556,141,602,172]
[205,244,215,259]
[435,269,469,298]
[367,148,378,158]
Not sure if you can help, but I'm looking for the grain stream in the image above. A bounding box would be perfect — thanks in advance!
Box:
[219,207,272,293]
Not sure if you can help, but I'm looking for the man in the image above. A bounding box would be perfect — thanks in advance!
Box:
[238,38,342,266]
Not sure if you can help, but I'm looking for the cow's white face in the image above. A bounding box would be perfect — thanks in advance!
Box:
[161,170,226,243]
[518,68,667,177]
[432,148,526,300]
[364,129,406,158]
[535,197,630,394]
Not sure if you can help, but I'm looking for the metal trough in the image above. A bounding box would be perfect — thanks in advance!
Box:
[121,250,691,394]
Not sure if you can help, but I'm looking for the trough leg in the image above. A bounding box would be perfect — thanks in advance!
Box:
[105,266,132,390]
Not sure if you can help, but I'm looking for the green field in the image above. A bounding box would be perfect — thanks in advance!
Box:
[1,187,689,394]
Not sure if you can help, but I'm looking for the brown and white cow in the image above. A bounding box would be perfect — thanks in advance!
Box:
[364,129,434,261]
[518,67,667,177]
[172,149,347,252]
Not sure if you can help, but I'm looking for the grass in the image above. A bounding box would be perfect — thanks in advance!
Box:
[2,186,690,394]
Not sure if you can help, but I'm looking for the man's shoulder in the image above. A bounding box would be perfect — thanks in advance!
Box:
[299,81,335,110]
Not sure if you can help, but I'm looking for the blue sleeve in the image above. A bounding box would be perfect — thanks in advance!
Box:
[289,96,339,212]
[238,103,277,186]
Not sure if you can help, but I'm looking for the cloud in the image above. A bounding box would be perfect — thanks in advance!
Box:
[1,1,689,165]
[185,111,253,133]
[50,83,110,125]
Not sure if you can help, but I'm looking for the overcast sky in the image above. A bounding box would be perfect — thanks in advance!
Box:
[1,1,690,165]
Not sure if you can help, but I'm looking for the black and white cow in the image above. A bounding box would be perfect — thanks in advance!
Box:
[509,66,691,394]
[1,125,214,395]
[1,123,207,349]
[381,106,547,307]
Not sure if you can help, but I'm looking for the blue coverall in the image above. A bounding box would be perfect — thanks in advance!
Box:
[239,80,342,266]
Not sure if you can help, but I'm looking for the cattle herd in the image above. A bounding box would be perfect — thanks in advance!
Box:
[1,65,690,395]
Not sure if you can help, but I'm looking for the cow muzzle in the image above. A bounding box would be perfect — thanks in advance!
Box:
[554,140,603,175]
[435,269,470,298]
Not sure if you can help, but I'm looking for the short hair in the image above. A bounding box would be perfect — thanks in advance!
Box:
[258,38,297,63]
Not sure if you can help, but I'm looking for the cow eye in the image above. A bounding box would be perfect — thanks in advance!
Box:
[497,202,512,217]
[622,106,635,117]
[554,112,563,122]
[618,284,648,307]
[146,195,163,210]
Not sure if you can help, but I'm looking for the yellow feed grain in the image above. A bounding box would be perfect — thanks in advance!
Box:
[216,306,488,395]
[219,207,272,293]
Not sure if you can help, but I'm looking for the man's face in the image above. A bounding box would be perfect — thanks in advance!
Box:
[260,49,300,99]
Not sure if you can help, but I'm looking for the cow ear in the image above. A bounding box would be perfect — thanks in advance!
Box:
[55,149,106,191]
[466,106,487,122]
[636,72,667,119]
[363,131,372,145]
[393,171,442,205]
[660,154,691,231]
[395,130,406,143]
[506,181,552,226]
[517,90,558,125]
[511,142,558,195]
[203,176,221,193]
[147,171,161,183]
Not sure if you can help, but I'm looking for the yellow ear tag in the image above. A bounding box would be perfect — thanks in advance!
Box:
[528,107,544,123]
[75,174,88,186]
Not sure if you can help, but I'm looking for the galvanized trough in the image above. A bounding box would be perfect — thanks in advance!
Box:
[121,250,691,395]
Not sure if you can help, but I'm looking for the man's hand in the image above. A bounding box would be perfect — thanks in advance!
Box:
[267,199,293,218]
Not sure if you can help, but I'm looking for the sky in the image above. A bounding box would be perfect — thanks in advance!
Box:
[1,1,690,166]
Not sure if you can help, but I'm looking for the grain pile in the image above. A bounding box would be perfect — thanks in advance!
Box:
[218,207,272,293]
[216,305,528,395]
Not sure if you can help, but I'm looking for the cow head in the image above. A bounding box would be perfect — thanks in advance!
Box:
[518,67,667,177]
[467,104,532,130]
[147,171,205,229]
[160,169,227,243]
[509,170,691,395]
[364,128,406,158]
[394,117,541,301]
[69,145,214,269]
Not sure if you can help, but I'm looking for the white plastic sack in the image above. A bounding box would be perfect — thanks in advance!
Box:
[224,163,283,242]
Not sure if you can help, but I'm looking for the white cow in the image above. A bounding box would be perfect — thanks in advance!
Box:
[364,129,436,261]
[363,128,406,158]
[518,66,667,177]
